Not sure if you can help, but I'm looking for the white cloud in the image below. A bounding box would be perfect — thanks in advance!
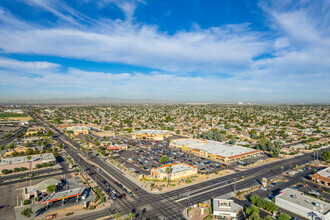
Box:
[0,22,267,73]
[0,57,61,72]
[0,58,329,103]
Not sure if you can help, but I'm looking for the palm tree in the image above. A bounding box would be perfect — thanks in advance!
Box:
[280,166,284,176]
[26,155,32,170]
[165,165,172,187]
[128,212,134,220]
[115,213,121,220]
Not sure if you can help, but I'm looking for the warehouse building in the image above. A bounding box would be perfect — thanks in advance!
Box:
[66,126,90,135]
[132,130,170,141]
[151,163,197,180]
[275,188,330,220]
[310,167,330,186]
[170,139,259,163]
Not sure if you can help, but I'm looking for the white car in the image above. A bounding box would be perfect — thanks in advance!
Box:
[81,192,88,200]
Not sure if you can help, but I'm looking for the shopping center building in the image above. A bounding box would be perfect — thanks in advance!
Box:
[170,138,259,163]
[151,163,197,180]
[310,167,330,186]
[66,126,90,135]
[132,130,170,141]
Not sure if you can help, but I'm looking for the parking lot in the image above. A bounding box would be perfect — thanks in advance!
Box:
[111,138,227,177]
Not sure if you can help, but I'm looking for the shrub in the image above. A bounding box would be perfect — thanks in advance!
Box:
[88,205,96,210]
[21,208,33,218]
[23,200,30,205]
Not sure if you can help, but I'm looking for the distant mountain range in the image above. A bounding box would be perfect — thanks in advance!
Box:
[0,97,168,105]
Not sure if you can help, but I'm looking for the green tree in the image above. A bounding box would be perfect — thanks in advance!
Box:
[1,169,10,174]
[165,165,172,187]
[245,205,260,217]
[263,215,273,220]
[250,129,257,139]
[128,212,134,220]
[37,140,42,146]
[160,156,169,164]
[321,150,330,163]
[26,148,33,155]
[26,155,32,170]
[21,208,33,218]
[231,136,237,145]
[115,213,121,220]
[46,130,53,136]
[25,142,33,148]
[47,185,57,193]
[278,212,291,220]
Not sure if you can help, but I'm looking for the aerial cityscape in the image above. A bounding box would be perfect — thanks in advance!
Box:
[0,0,329,220]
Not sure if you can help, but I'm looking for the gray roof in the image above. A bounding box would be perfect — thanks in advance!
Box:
[171,139,205,146]
[134,130,169,135]
[318,167,330,178]
[173,139,257,158]
[276,188,330,215]
[0,153,55,166]
[155,163,196,174]
[213,198,243,213]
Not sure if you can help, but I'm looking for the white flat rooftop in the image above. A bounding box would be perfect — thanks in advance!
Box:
[0,153,55,166]
[171,139,205,146]
[318,167,330,178]
[276,188,330,215]
[173,139,257,158]
[134,130,169,135]
[155,163,196,174]
[66,126,90,131]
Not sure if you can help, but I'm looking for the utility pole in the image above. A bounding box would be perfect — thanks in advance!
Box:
[187,190,190,216]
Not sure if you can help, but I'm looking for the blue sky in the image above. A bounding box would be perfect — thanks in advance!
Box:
[0,0,329,103]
